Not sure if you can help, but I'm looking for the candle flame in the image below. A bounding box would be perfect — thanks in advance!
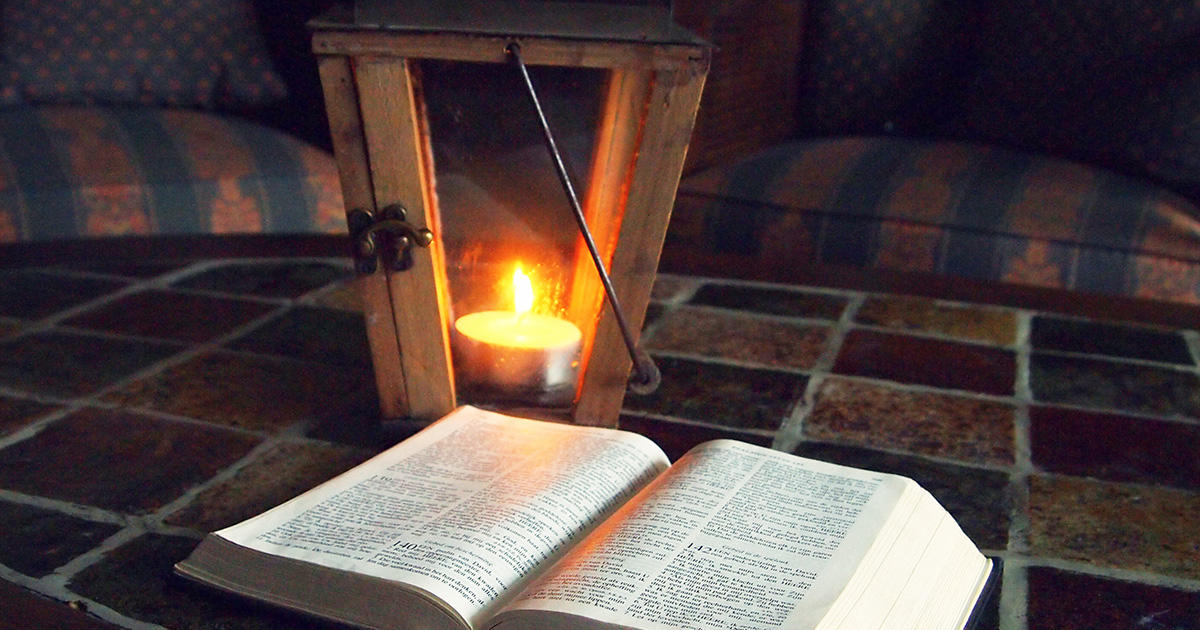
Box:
[513,265,534,315]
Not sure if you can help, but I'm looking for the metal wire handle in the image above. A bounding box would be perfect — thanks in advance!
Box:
[506,42,661,395]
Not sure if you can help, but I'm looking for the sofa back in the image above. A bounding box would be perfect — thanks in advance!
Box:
[681,0,1200,204]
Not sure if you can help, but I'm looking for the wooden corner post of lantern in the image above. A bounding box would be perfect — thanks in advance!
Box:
[311,1,710,428]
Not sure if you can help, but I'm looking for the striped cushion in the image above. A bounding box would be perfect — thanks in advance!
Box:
[672,137,1200,305]
[0,105,345,242]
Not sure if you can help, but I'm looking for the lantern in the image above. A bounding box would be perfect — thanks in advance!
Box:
[311,1,710,427]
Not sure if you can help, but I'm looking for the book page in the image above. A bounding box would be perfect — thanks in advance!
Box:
[213,406,669,628]
[491,440,908,630]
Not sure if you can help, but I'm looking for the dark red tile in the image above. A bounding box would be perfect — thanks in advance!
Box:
[172,261,350,298]
[834,330,1015,395]
[645,306,832,369]
[689,283,848,319]
[0,270,126,319]
[105,351,373,432]
[807,377,1015,465]
[65,290,276,343]
[165,441,373,533]
[791,442,1012,551]
[0,408,260,514]
[0,580,118,629]
[67,534,340,629]
[1031,406,1200,490]
[0,395,57,437]
[1032,315,1194,365]
[0,330,182,398]
[228,306,371,368]
[0,500,121,577]
[1028,567,1200,630]
[622,355,806,431]
[1031,353,1200,418]
[618,413,773,462]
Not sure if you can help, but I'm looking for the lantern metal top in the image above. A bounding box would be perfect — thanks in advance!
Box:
[311,0,708,47]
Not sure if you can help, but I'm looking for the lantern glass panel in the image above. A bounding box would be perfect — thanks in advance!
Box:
[419,59,613,408]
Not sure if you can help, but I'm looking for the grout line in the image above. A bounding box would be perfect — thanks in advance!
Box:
[0,561,160,630]
[1018,555,1200,591]
[1001,309,1035,630]
[1184,329,1200,367]
[0,489,129,526]
[772,291,865,453]
[997,554,1029,630]
[43,525,148,588]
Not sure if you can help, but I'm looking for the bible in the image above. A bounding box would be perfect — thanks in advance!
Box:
[176,406,997,630]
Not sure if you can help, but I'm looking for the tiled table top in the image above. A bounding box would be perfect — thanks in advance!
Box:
[1,257,1198,629]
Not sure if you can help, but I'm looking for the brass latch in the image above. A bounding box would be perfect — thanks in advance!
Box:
[348,204,434,274]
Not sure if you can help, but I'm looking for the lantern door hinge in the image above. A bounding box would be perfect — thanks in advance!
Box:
[348,204,434,274]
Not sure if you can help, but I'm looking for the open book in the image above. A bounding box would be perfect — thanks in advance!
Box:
[176,406,996,630]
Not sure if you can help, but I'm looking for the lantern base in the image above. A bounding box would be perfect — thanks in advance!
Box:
[457,381,576,410]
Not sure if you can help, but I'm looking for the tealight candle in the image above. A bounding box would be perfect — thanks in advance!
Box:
[453,266,582,404]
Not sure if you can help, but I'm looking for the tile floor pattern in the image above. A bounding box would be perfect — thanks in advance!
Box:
[0,258,1197,629]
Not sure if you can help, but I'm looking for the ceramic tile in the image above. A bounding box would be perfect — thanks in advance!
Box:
[105,350,373,433]
[1027,474,1200,580]
[618,413,774,462]
[1032,315,1194,365]
[0,580,119,629]
[1027,566,1200,630]
[166,441,373,533]
[0,330,182,398]
[646,306,832,369]
[0,318,20,338]
[1030,406,1200,490]
[0,395,57,437]
[791,442,1011,550]
[622,355,806,432]
[0,270,125,319]
[67,534,333,630]
[643,302,667,329]
[806,377,1016,465]
[171,260,351,298]
[304,386,393,448]
[57,260,190,279]
[0,500,121,577]
[688,283,848,319]
[854,294,1017,346]
[228,306,372,369]
[833,330,1016,396]
[64,290,276,343]
[0,408,259,514]
[650,274,695,302]
[1030,353,1200,418]
[309,281,363,312]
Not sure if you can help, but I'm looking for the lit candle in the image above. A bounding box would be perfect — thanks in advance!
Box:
[453,265,582,403]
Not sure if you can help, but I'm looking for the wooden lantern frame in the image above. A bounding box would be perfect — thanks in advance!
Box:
[311,5,710,427]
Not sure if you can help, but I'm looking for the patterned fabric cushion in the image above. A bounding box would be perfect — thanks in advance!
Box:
[0,0,287,108]
[955,0,1200,199]
[0,106,345,242]
[671,137,1200,305]
[799,0,977,135]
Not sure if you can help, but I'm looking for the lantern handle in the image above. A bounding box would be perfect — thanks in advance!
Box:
[507,42,660,395]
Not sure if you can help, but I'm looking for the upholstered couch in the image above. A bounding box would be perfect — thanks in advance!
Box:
[0,0,345,256]
[666,0,1200,308]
